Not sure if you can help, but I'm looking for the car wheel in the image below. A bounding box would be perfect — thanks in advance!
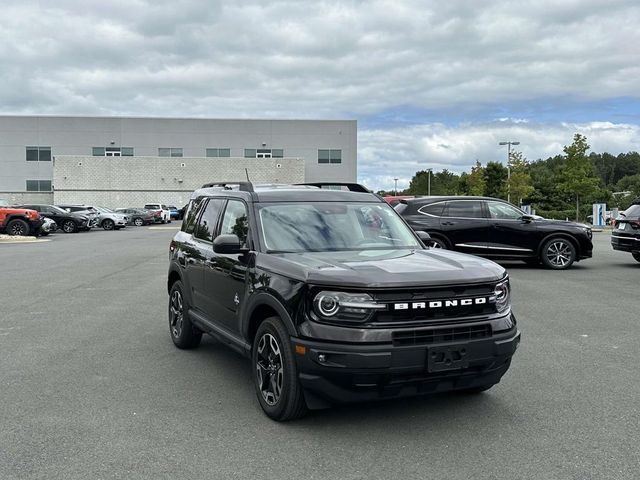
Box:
[632,252,640,263]
[252,317,307,421]
[168,281,202,349]
[541,237,576,270]
[62,220,77,233]
[6,219,30,236]
[134,217,144,227]
[102,219,115,230]
[427,237,448,249]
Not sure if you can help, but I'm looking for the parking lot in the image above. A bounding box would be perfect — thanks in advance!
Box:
[1,226,638,480]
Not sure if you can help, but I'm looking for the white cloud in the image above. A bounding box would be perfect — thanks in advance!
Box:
[359,121,640,191]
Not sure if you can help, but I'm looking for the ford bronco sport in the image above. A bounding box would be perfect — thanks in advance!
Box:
[167,182,520,421]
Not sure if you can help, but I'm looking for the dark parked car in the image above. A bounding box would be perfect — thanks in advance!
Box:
[56,204,100,228]
[167,182,520,421]
[396,196,593,270]
[115,208,154,226]
[611,204,640,262]
[16,204,91,233]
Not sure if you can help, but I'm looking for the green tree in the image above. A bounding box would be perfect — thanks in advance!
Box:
[508,150,534,206]
[484,161,508,198]
[464,161,486,196]
[558,133,600,221]
[406,169,461,195]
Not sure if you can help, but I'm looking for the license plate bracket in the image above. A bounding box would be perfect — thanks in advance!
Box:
[427,345,470,372]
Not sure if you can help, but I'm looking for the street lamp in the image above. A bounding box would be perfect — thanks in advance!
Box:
[393,178,398,196]
[498,141,520,203]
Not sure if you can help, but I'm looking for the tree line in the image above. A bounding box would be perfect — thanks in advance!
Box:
[379,134,640,221]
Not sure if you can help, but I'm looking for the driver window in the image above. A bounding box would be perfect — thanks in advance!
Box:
[220,200,249,245]
[487,201,522,220]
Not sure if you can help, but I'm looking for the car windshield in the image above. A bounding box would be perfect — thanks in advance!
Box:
[257,202,421,253]
[50,206,69,214]
[98,206,114,213]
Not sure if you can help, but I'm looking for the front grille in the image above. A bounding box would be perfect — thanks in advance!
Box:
[371,283,497,326]
[392,324,491,346]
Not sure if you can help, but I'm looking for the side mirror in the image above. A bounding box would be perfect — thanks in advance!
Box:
[213,234,244,254]
[521,214,534,223]
[416,231,431,243]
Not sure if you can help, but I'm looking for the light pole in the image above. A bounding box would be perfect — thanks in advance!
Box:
[427,168,432,196]
[498,141,520,203]
[393,178,398,196]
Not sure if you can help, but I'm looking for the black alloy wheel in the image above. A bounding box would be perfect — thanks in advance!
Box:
[168,281,202,349]
[252,317,307,421]
[7,219,29,236]
[102,219,115,230]
[541,238,576,270]
[62,220,77,233]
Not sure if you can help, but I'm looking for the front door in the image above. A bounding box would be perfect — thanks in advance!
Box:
[202,199,250,335]
[440,199,490,254]
[486,200,538,255]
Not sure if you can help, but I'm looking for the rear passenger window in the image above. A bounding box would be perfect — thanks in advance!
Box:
[220,200,249,245]
[418,202,445,216]
[443,201,484,218]
[183,198,204,234]
[194,199,224,242]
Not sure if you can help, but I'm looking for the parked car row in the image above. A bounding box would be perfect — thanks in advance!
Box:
[0,202,184,237]
[611,202,640,263]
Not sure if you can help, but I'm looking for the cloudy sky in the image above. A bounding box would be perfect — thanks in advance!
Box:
[1,0,639,190]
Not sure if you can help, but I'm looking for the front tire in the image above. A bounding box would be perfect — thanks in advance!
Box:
[134,217,144,227]
[168,281,202,349]
[427,236,449,249]
[62,220,77,233]
[102,219,115,230]
[632,252,640,263]
[6,219,30,236]
[540,237,576,270]
[252,317,307,421]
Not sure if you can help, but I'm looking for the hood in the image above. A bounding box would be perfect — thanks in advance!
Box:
[258,248,506,288]
[533,217,589,229]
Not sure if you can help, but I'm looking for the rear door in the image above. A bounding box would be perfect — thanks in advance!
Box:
[440,200,489,253]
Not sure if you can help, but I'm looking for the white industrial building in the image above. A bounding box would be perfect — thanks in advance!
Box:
[0,116,357,207]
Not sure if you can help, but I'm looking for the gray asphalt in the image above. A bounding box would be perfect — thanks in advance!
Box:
[1,226,639,480]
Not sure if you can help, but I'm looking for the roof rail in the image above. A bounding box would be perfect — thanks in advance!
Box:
[201,181,254,192]
[297,182,371,193]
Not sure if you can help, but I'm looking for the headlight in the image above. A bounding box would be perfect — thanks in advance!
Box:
[494,278,511,313]
[312,291,385,322]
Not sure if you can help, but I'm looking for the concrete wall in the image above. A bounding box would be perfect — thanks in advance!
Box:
[0,192,53,205]
[53,155,305,208]
[0,116,356,192]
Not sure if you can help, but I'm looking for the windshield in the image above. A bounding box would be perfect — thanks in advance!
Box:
[97,206,114,213]
[50,206,69,214]
[257,202,421,253]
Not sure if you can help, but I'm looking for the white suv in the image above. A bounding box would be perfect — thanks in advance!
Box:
[144,203,171,224]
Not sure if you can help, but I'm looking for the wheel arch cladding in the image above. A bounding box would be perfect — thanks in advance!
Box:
[245,294,297,344]
[167,270,182,294]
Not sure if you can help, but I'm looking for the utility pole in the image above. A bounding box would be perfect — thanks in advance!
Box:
[498,141,520,203]
[393,178,398,196]
[427,168,432,196]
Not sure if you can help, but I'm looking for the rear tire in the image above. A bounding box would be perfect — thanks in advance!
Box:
[168,281,202,349]
[134,217,144,227]
[540,237,576,270]
[6,219,30,236]
[632,252,640,263]
[252,317,307,421]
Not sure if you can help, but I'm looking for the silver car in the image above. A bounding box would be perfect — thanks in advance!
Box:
[94,206,128,230]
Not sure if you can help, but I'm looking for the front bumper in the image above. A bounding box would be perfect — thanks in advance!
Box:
[292,325,520,406]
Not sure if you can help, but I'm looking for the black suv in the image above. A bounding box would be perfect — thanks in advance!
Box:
[611,204,640,262]
[16,204,90,233]
[396,196,593,270]
[167,183,520,420]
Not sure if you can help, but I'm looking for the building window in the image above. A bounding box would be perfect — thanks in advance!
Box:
[318,149,342,164]
[206,148,231,158]
[93,146,134,156]
[159,148,183,157]
[244,149,256,158]
[26,180,52,192]
[244,148,282,159]
[26,146,51,162]
[272,149,284,158]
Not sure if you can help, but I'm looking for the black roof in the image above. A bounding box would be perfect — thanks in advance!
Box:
[191,183,383,203]
[402,195,510,204]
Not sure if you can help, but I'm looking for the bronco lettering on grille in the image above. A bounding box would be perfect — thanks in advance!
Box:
[393,297,489,310]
